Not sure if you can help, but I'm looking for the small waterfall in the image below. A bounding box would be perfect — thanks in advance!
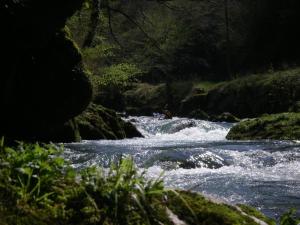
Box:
[126,116,231,141]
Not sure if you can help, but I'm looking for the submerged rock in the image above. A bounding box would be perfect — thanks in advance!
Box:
[167,121,197,134]
[183,152,228,169]
[167,190,275,225]
[178,68,300,120]
[227,112,300,140]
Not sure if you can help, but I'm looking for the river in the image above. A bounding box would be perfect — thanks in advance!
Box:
[64,116,300,220]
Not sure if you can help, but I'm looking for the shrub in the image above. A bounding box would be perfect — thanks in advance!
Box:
[280,209,300,225]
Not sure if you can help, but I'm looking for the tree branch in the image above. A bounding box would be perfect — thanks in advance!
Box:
[107,7,124,49]
[107,5,166,54]
[83,0,102,48]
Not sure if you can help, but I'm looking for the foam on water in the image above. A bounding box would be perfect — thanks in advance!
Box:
[127,116,230,141]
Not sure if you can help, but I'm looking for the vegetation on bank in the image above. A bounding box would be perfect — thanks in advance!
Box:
[92,67,300,121]
[226,113,300,140]
[0,141,279,225]
[204,68,300,118]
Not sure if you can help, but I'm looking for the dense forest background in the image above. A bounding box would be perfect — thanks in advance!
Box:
[68,0,300,83]
[65,0,300,115]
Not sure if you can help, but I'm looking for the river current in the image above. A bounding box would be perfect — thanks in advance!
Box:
[64,116,300,220]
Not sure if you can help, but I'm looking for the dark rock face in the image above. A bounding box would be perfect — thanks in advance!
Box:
[0,0,93,141]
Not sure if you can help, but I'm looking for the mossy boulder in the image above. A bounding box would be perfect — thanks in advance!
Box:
[166,190,275,225]
[237,205,276,225]
[179,68,300,119]
[76,104,143,140]
[227,113,300,140]
[0,0,93,141]
[205,68,300,118]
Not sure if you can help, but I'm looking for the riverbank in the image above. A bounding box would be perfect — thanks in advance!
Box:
[0,141,276,225]
[94,67,300,140]
[96,68,300,118]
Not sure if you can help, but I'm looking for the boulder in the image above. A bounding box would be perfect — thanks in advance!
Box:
[76,104,143,140]
[226,113,300,140]
[205,69,300,118]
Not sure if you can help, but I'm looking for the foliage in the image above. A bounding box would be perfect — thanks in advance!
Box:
[0,140,277,225]
[68,0,300,85]
[97,63,142,87]
[0,140,67,224]
[280,209,300,225]
[0,139,169,224]
[237,204,276,225]
[77,159,166,225]
[0,140,167,225]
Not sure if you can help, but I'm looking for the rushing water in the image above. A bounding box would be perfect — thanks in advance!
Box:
[64,116,300,220]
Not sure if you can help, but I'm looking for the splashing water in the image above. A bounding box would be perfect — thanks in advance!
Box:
[64,116,300,220]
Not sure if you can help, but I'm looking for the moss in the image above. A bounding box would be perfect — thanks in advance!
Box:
[166,190,264,225]
[193,81,220,93]
[76,103,143,140]
[227,112,300,140]
[237,205,276,225]
[205,68,300,118]
[0,143,274,225]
